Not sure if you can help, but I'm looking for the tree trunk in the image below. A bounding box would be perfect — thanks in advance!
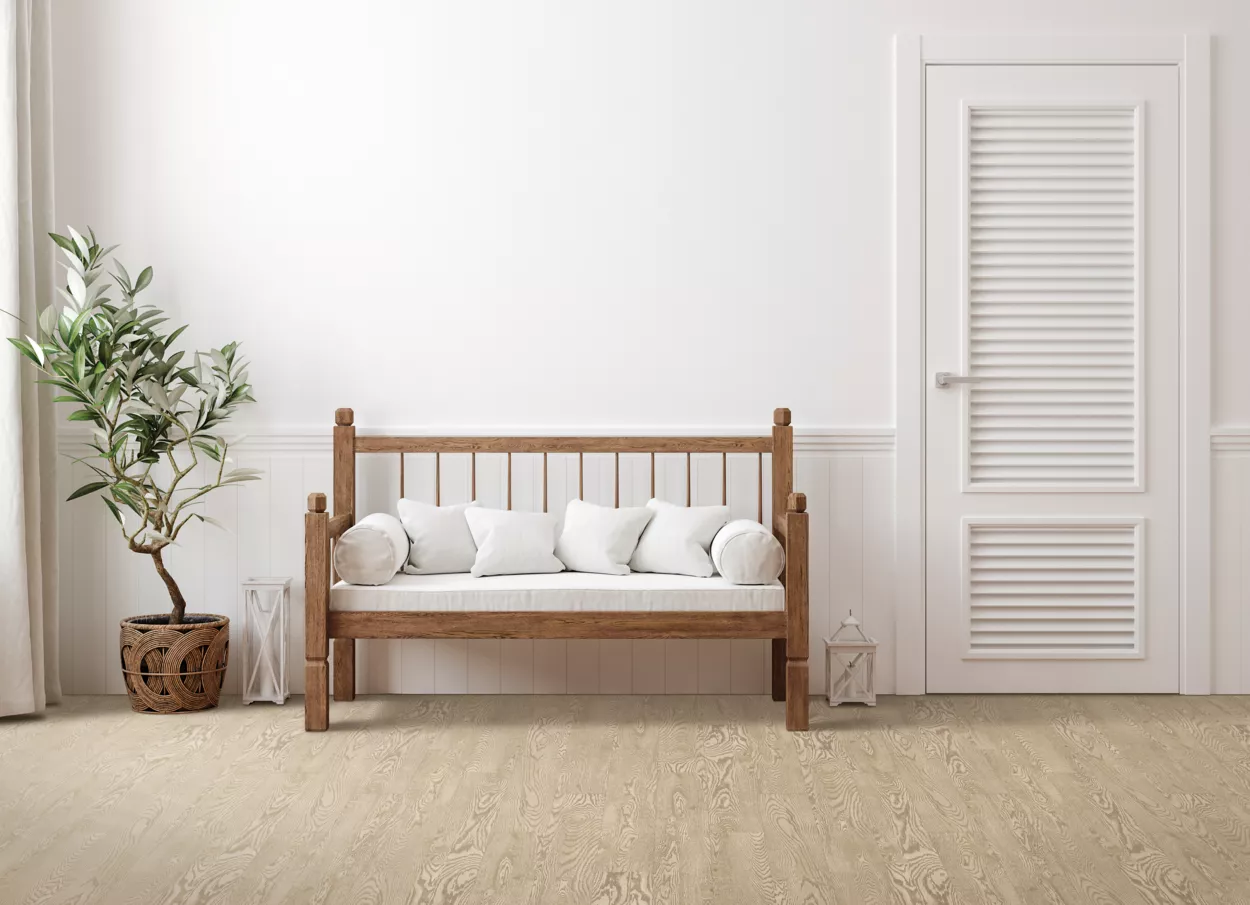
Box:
[150,547,188,624]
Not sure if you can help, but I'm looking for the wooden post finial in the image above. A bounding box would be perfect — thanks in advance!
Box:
[335,408,355,426]
[788,492,806,513]
[774,407,792,426]
[308,492,326,512]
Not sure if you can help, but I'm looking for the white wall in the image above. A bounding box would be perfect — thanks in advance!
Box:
[48,1,1250,694]
[51,0,859,430]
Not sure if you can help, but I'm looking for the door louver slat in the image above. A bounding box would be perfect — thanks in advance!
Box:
[966,105,1139,488]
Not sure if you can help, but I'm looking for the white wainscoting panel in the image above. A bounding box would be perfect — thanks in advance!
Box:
[1213,431,1250,693]
[55,427,897,699]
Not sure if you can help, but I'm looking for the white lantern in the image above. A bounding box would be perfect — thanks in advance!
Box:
[825,611,877,706]
[242,577,291,705]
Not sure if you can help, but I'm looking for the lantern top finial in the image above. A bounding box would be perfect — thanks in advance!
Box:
[831,610,872,643]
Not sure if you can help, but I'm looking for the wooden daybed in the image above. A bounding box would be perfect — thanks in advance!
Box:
[303,408,810,731]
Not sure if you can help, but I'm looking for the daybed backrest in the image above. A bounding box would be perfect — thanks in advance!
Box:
[330,406,794,546]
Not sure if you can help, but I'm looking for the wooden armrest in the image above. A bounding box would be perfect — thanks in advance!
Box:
[773,493,806,545]
[307,493,352,537]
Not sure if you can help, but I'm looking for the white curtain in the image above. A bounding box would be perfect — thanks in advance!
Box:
[0,0,58,718]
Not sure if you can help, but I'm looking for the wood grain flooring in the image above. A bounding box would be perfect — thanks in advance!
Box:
[2,694,1250,904]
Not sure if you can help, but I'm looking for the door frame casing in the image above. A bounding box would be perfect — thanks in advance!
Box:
[893,33,1212,695]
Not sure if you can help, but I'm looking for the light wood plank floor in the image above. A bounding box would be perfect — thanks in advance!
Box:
[3,695,1250,904]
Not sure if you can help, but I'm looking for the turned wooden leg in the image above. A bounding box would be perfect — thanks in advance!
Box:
[771,638,787,701]
[305,659,329,731]
[333,638,356,702]
[785,658,809,731]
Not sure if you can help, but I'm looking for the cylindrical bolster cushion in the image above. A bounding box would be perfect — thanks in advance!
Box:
[711,519,785,585]
[332,513,410,586]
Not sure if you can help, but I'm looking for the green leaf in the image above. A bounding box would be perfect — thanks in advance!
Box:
[111,486,144,515]
[67,226,90,259]
[67,409,98,422]
[67,480,109,501]
[102,497,124,526]
[114,261,132,293]
[8,336,44,368]
[65,268,87,306]
[73,342,85,380]
[134,266,153,293]
[69,306,94,341]
[57,246,83,275]
[192,440,221,462]
[101,378,121,412]
[38,304,58,337]
[49,232,76,255]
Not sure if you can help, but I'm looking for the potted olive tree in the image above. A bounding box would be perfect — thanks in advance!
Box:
[9,227,259,713]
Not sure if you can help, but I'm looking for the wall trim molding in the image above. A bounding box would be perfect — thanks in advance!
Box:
[57,425,899,457]
[59,424,1250,455]
[1212,428,1250,454]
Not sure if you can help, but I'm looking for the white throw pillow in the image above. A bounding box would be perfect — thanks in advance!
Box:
[464,508,564,577]
[712,519,785,584]
[397,499,480,574]
[629,499,731,578]
[555,499,654,575]
[333,513,409,586]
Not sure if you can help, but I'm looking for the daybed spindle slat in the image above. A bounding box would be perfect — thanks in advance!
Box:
[578,451,584,501]
[542,452,548,512]
[435,452,441,506]
[686,453,692,506]
[507,451,512,510]
[399,453,405,499]
[614,452,620,507]
[757,452,763,522]
[722,452,727,505]
[471,452,476,502]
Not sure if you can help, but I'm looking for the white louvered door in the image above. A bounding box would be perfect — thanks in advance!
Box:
[925,65,1180,692]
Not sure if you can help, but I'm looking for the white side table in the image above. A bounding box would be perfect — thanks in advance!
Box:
[242,577,291,704]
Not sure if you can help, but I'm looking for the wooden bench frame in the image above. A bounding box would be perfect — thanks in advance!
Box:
[304,407,810,731]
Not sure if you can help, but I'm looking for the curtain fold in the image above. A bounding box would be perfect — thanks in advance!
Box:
[1,0,59,718]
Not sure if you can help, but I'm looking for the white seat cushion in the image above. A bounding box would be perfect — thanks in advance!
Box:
[331,571,783,613]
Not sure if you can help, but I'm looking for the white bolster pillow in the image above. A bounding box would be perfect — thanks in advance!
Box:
[711,519,785,585]
[333,513,410,586]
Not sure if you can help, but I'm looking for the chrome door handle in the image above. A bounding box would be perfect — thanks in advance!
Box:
[934,371,984,388]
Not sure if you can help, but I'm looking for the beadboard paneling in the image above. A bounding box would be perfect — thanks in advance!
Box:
[1213,434,1250,693]
[55,429,897,698]
[58,429,1250,697]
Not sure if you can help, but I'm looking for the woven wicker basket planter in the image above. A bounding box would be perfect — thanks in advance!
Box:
[120,615,230,714]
